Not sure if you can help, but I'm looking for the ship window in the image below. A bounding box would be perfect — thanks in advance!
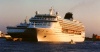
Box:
[51,18,52,20]
[35,22,38,23]
[46,18,48,20]
[41,18,43,19]
[35,18,36,19]
[34,18,36,19]
[35,18,37,19]
[40,18,41,19]
[43,18,45,20]
[50,18,51,20]
[52,18,53,20]
[33,18,35,19]
[51,18,53,20]
[44,18,46,20]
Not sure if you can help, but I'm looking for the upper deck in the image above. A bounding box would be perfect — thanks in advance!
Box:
[29,14,58,22]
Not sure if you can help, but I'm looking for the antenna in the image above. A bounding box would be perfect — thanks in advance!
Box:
[35,11,39,15]
[24,16,27,24]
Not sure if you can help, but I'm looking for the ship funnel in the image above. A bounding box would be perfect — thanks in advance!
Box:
[64,12,73,21]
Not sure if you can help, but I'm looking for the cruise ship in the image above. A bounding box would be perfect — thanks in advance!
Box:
[7,8,85,42]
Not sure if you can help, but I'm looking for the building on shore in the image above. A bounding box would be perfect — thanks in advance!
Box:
[0,31,4,37]
[85,34,100,41]
[0,31,11,38]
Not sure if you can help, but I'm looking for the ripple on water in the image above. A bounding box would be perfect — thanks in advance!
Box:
[0,39,100,52]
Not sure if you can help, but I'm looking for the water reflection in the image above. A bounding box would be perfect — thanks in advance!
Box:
[0,39,100,52]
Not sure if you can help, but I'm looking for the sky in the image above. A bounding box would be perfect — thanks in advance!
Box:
[0,0,100,37]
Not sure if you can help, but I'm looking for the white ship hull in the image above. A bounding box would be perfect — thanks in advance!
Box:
[37,28,85,42]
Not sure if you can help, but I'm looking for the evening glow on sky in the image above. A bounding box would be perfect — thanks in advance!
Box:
[0,0,100,37]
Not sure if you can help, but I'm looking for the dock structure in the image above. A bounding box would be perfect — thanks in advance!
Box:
[0,31,5,37]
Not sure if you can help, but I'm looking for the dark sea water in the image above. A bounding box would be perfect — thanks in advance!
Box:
[0,38,100,52]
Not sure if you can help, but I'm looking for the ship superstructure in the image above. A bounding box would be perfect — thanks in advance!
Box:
[7,18,28,38]
[7,8,85,42]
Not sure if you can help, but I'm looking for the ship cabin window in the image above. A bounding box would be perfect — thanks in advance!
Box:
[78,33,81,35]
[45,18,56,21]
[40,18,42,19]
[36,18,38,19]
[35,18,37,19]
[36,17,44,20]
[44,18,46,20]
[35,22,37,23]
[31,17,34,19]
[41,18,43,20]
[74,31,81,35]
[49,18,53,20]
[37,24,39,25]
[51,18,54,20]
[31,21,51,26]
[49,18,51,20]
[34,15,57,21]
[75,33,81,35]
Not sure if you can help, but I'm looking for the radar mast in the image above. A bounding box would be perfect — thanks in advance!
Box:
[49,7,54,15]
